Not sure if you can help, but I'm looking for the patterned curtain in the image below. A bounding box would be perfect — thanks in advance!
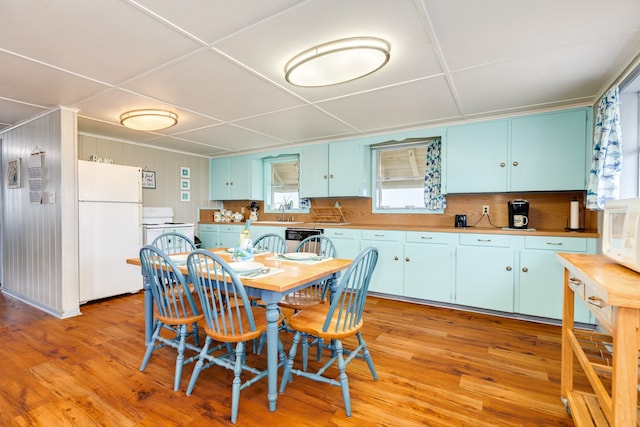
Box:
[424,138,446,210]
[587,86,623,210]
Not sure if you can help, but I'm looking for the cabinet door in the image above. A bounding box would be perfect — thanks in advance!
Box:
[300,144,329,198]
[329,141,368,197]
[229,156,251,199]
[510,109,587,191]
[446,120,509,193]
[218,224,243,248]
[519,250,591,322]
[360,230,403,295]
[456,246,515,312]
[198,224,218,249]
[404,243,453,302]
[210,158,231,200]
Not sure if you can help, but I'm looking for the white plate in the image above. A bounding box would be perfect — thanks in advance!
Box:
[282,252,317,260]
[169,254,188,263]
[228,261,263,273]
[226,248,236,253]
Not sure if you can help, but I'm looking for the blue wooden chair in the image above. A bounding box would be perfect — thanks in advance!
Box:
[138,245,203,391]
[151,231,196,255]
[185,249,284,424]
[279,246,379,417]
[277,234,337,367]
[253,233,286,254]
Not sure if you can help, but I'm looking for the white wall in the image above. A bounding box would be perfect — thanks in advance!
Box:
[1,107,80,318]
[78,134,220,223]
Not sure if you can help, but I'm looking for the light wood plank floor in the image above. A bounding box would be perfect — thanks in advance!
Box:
[0,291,587,426]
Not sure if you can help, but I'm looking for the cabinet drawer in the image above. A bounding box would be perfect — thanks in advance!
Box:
[583,280,613,333]
[406,231,455,245]
[323,228,357,239]
[568,276,586,300]
[199,224,217,232]
[525,236,587,252]
[361,230,400,241]
[219,224,242,233]
[459,233,512,248]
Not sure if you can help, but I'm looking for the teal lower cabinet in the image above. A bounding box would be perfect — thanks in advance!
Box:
[252,225,285,242]
[456,234,516,313]
[218,224,244,249]
[403,232,455,303]
[323,228,359,259]
[198,224,218,249]
[360,230,403,295]
[518,236,596,323]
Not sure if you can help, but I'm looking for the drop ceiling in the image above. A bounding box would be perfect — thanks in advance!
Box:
[1,0,639,158]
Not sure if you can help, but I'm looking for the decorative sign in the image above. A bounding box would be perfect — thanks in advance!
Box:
[180,178,190,190]
[7,158,21,188]
[142,170,156,189]
[88,154,114,164]
[180,191,190,202]
[180,166,190,178]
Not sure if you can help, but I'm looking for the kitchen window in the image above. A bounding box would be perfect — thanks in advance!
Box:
[372,138,445,213]
[263,155,309,214]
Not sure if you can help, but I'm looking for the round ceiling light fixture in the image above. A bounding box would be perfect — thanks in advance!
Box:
[284,37,391,87]
[119,109,178,131]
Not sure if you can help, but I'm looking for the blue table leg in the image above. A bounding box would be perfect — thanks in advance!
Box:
[143,273,153,344]
[264,298,280,411]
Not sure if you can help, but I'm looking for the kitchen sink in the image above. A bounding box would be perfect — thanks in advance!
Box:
[251,221,305,225]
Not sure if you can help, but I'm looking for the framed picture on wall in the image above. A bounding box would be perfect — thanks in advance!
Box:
[180,166,190,179]
[180,178,190,190]
[142,170,156,189]
[7,158,21,189]
[181,191,190,202]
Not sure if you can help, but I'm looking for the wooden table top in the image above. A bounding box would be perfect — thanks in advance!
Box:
[126,249,353,294]
[556,253,640,309]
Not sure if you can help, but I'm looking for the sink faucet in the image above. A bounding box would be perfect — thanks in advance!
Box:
[279,203,286,221]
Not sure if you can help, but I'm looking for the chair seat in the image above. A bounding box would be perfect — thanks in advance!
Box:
[278,292,324,311]
[204,306,268,343]
[157,313,204,326]
[288,304,363,340]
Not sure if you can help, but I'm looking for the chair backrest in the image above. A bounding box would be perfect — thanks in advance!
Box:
[295,235,337,258]
[253,233,286,254]
[139,245,200,321]
[186,250,258,336]
[152,232,196,255]
[322,246,378,333]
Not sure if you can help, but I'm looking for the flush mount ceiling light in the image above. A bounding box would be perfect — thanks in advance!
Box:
[119,109,178,131]
[285,37,391,87]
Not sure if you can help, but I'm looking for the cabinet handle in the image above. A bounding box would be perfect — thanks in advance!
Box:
[506,266,512,271]
[512,161,519,166]
[334,232,343,236]
[230,181,233,186]
[546,242,563,246]
[522,267,528,272]
[394,256,399,261]
[587,296,604,308]
[323,175,328,180]
[405,257,410,262]
[226,182,230,186]
[420,236,433,240]
[374,234,385,237]
[568,277,583,286]
[477,239,491,242]
[330,174,334,179]
[500,162,506,167]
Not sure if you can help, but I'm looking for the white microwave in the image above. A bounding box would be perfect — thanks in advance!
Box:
[602,197,640,273]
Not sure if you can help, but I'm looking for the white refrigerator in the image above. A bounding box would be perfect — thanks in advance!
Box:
[78,160,143,303]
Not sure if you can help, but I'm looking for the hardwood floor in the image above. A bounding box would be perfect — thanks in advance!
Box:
[0,291,586,426]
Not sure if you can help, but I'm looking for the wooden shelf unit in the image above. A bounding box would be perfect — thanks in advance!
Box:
[557,253,640,426]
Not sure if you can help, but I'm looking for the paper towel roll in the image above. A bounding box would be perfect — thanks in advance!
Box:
[569,198,580,229]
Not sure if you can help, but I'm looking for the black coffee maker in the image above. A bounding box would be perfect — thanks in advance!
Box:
[508,199,529,229]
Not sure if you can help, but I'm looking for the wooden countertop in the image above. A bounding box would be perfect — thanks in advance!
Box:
[198,221,599,238]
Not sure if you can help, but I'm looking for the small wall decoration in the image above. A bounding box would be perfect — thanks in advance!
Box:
[142,170,156,189]
[7,158,21,189]
[180,166,190,178]
[180,178,190,190]
[180,191,191,202]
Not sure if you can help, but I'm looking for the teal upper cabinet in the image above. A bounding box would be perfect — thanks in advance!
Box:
[446,120,509,193]
[210,156,263,200]
[445,108,590,193]
[300,140,370,198]
[510,109,588,191]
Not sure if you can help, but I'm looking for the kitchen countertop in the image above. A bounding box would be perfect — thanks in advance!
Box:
[199,221,599,238]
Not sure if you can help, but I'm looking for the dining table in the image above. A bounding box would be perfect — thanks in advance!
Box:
[126,248,352,412]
